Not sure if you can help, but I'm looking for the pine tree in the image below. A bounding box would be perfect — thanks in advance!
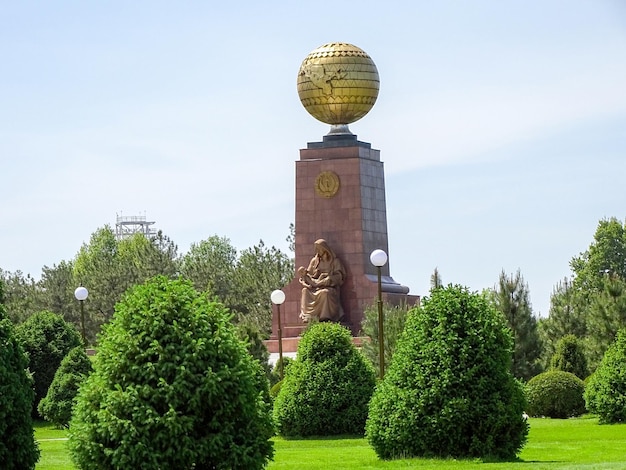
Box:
[430,267,443,291]
[550,334,589,380]
[538,277,586,369]
[492,270,542,381]
[585,274,626,371]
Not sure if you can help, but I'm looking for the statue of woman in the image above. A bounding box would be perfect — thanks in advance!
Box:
[298,239,346,323]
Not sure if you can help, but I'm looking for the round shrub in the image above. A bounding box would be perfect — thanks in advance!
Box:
[273,322,376,437]
[550,334,589,380]
[366,285,528,460]
[15,311,82,415]
[526,370,586,418]
[585,328,626,423]
[0,302,40,469]
[38,346,92,428]
[68,276,274,470]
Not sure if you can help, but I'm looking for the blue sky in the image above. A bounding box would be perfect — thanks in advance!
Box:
[2,1,625,316]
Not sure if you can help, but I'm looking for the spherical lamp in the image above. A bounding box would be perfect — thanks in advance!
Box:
[271,289,286,379]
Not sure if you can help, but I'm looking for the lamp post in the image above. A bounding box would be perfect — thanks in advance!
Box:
[370,249,388,379]
[271,289,286,380]
[74,286,89,345]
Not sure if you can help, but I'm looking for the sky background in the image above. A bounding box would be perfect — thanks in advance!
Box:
[2,1,625,317]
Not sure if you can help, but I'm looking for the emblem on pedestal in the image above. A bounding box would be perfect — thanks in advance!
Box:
[315,171,340,198]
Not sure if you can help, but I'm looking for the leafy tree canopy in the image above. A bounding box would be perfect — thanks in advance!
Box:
[2,223,293,342]
[571,217,626,294]
[14,311,82,415]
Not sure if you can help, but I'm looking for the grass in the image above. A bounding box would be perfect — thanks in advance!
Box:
[34,421,73,470]
[34,417,626,469]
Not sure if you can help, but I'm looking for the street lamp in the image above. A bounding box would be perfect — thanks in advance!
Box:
[74,286,88,345]
[271,289,286,380]
[370,249,388,379]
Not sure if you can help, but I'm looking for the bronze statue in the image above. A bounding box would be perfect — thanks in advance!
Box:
[298,239,346,323]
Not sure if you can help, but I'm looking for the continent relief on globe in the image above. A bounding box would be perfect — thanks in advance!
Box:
[297,42,380,126]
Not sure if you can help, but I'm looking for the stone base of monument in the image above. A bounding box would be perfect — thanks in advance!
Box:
[265,335,369,354]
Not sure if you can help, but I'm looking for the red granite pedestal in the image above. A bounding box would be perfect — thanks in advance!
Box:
[268,133,418,353]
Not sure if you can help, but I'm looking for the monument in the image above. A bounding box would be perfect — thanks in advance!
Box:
[271,42,418,349]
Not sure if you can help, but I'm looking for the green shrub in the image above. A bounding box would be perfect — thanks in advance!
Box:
[38,346,92,428]
[585,328,626,423]
[366,285,528,460]
[270,379,283,399]
[15,311,82,415]
[526,370,586,418]
[550,334,589,380]
[269,356,294,386]
[359,303,409,372]
[273,322,376,437]
[68,276,274,470]
[0,284,40,469]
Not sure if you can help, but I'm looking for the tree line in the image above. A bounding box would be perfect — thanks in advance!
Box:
[438,217,626,380]
[1,225,294,343]
[3,216,626,380]
[361,217,626,381]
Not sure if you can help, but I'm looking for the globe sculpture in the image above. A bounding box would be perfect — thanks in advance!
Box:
[297,42,379,133]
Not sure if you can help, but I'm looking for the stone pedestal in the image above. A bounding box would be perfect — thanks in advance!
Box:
[271,133,418,347]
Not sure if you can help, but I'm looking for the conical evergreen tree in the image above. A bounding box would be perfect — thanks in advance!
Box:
[366,285,528,460]
[493,270,542,381]
[273,322,376,437]
[0,281,39,469]
[38,346,93,428]
[585,328,626,423]
[430,267,443,291]
[550,334,589,380]
[585,274,626,371]
[69,276,274,470]
[538,277,586,369]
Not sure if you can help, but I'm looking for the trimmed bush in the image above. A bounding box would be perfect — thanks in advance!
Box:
[526,370,586,418]
[68,276,274,470]
[550,334,589,380]
[273,322,376,437]
[585,328,626,423]
[15,311,82,415]
[0,285,40,469]
[38,346,92,428]
[366,285,528,460]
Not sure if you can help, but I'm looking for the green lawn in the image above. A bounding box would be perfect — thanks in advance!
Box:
[35,417,626,469]
[34,421,73,470]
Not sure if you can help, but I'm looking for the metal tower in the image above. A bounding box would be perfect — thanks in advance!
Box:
[115,213,157,240]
